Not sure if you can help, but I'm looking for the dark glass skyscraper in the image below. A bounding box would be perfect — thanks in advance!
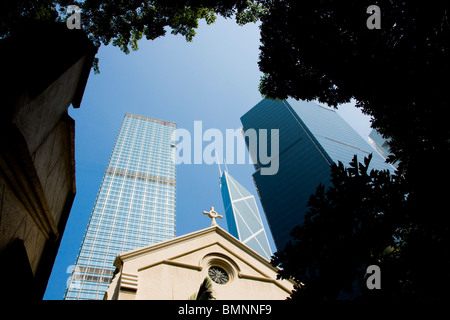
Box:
[241,99,394,251]
[64,113,176,300]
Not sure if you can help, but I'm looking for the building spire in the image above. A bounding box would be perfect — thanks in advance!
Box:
[215,154,222,177]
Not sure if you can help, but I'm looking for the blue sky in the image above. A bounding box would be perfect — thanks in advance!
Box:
[43,17,372,299]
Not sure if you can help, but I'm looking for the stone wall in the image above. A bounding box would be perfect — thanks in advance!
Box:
[0,22,97,299]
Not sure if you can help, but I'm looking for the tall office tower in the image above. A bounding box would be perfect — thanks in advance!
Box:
[241,99,394,252]
[65,113,176,300]
[219,170,272,260]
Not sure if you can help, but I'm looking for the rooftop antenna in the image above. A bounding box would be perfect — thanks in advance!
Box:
[224,157,229,173]
[215,153,222,177]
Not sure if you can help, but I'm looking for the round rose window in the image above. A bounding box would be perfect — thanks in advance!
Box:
[208,266,229,284]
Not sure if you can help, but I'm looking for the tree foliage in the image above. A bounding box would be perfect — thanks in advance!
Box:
[189,277,215,300]
[78,0,267,53]
[273,153,450,301]
[272,154,411,300]
[258,1,450,300]
[1,1,266,51]
[1,1,266,72]
[0,0,61,37]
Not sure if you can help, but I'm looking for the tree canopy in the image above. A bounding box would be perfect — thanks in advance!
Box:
[76,0,251,53]
[272,155,411,300]
[257,1,450,300]
[1,1,265,72]
[1,1,265,51]
[272,153,450,301]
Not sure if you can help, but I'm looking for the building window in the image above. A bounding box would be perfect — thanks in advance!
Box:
[208,266,229,285]
[202,254,238,286]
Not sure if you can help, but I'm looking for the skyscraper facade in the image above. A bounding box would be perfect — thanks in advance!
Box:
[240,99,394,251]
[220,170,272,260]
[65,113,176,300]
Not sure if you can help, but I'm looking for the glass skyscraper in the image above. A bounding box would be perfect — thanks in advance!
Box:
[241,99,394,252]
[220,170,272,260]
[64,113,176,300]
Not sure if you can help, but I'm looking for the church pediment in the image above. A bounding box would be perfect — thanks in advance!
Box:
[138,241,272,281]
[105,226,294,300]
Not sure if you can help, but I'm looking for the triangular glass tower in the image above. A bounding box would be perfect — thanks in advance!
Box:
[220,171,272,260]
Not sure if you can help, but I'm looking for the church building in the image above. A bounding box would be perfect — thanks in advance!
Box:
[104,207,294,300]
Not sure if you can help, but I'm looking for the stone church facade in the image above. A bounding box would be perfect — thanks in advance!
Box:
[104,225,294,300]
